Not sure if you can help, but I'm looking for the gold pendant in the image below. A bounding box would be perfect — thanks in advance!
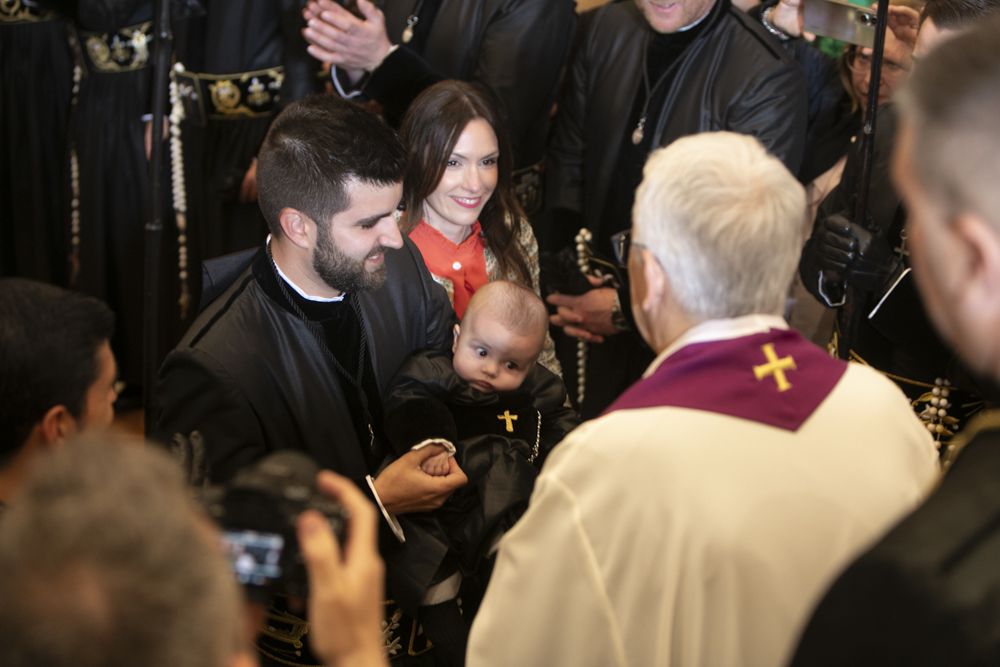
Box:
[631,116,645,145]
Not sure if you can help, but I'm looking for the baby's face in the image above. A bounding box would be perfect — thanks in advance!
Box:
[452,313,542,393]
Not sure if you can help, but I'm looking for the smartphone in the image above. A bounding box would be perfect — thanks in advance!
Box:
[803,0,876,47]
[221,529,285,588]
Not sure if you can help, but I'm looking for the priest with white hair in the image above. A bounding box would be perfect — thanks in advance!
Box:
[467,132,939,667]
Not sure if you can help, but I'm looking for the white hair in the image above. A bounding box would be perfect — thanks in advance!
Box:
[632,132,807,320]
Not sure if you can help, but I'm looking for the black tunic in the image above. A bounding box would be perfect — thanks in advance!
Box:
[172,0,321,262]
[0,5,74,285]
[71,0,153,387]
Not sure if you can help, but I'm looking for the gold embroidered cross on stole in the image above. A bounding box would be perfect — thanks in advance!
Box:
[753,343,797,392]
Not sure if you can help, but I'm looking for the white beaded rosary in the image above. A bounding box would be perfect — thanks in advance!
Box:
[574,228,593,408]
[169,63,191,319]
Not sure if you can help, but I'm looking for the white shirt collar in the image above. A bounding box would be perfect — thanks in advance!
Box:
[266,234,345,303]
[679,7,711,31]
[643,314,789,378]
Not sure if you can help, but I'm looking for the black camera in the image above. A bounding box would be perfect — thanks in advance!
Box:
[201,451,348,600]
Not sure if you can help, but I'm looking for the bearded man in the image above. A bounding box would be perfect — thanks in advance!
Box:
[155,95,467,664]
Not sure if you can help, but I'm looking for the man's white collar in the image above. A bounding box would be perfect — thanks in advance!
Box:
[678,7,711,31]
[266,234,345,303]
[644,314,789,378]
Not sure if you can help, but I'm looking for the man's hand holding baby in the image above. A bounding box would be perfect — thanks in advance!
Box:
[372,441,465,514]
[411,438,457,477]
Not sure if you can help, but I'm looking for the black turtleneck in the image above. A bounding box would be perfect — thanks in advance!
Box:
[598,16,708,256]
[251,249,387,471]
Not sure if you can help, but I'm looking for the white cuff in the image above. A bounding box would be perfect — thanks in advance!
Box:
[365,475,405,542]
[817,273,846,307]
[410,438,456,455]
[331,66,364,99]
[422,571,462,605]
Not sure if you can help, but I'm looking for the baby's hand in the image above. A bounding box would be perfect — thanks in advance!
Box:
[420,452,452,477]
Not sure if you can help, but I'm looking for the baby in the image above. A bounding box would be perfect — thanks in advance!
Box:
[419,280,555,475]
[381,280,579,659]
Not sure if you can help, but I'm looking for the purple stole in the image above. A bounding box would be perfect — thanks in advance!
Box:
[605,328,847,432]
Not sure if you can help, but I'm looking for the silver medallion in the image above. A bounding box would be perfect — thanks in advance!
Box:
[402,15,418,43]
[631,116,646,145]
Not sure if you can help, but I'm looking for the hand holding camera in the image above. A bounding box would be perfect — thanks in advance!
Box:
[204,451,349,600]
[298,471,387,667]
[202,449,386,666]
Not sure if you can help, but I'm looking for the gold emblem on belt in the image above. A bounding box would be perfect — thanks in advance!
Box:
[209,79,243,113]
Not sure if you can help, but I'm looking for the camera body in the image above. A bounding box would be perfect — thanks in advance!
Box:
[201,450,348,599]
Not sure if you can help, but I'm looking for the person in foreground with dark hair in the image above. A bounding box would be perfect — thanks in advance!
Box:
[155,94,466,664]
[0,435,389,667]
[0,278,117,508]
[789,16,1000,665]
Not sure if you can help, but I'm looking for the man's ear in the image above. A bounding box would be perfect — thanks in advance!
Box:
[953,212,1000,317]
[278,208,314,251]
[37,405,76,448]
[640,248,667,315]
[452,323,461,354]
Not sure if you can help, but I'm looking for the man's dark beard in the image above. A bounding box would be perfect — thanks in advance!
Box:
[313,222,388,293]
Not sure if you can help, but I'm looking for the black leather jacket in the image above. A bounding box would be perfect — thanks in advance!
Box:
[546,0,808,245]
[154,240,454,484]
[359,0,576,170]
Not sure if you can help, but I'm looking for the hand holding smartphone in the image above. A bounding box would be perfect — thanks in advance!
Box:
[803,0,877,47]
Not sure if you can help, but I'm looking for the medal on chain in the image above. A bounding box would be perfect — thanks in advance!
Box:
[401,1,425,44]
[631,116,646,145]
[401,14,418,43]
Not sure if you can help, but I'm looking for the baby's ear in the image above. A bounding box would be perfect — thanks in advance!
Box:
[452,323,461,354]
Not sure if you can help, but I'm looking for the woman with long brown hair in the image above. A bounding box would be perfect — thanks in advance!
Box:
[400,79,560,375]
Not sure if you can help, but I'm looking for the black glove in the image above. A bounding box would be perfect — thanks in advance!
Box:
[818,214,901,292]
